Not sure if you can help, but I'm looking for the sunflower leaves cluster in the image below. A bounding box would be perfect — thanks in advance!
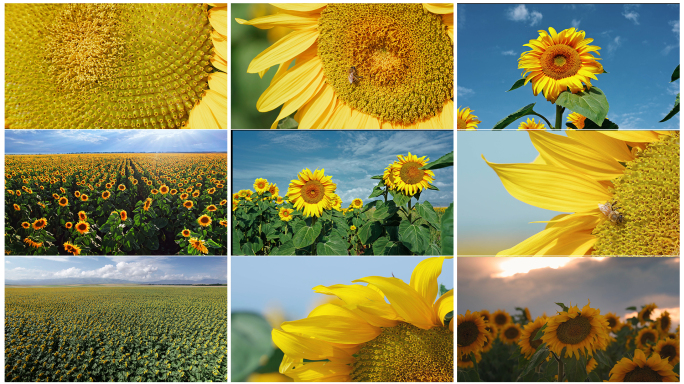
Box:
[457,302,680,382]
[232,151,453,256]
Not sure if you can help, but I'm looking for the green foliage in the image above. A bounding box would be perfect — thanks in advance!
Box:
[660,93,680,122]
[507,78,527,92]
[566,117,619,130]
[231,312,274,382]
[555,86,609,126]
[492,103,538,130]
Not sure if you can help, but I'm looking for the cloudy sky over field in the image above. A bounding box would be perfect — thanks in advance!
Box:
[458,257,680,328]
[5,130,228,154]
[232,130,454,208]
[5,256,227,283]
[458,4,680,130]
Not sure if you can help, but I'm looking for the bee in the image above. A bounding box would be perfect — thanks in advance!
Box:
[598,202,624,224]
[348,66,362,84]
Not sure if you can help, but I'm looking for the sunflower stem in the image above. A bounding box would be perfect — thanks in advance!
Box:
[532,112,554,130]
[554,105,565,130]
[551,352,563,382]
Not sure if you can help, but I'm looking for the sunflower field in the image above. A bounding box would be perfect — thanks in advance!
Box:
[457,302,680,382]
[232,151,453,255]
[5,153,228,255]
[5,287,227,382]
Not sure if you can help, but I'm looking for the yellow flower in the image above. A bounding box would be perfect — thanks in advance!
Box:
[254,178,269,194]
[541,300,610,359]
[351,198,363,209]
[32,218,48,230]
[286,168,337,218]
[13,204,20,211]
[278,207,294,222]
[604,312,621,333]
[350,225,356,231]
[484,131,679,255]
[499,323,523,344]
[390,152,435,196]
[608,348,678,381]
[518,315,548,358]
[653,338,680,366]
[519,27,603,103]
[236,4,453,129]
[78,211,88,221]
[457,107,480,130]
[491,309,512,328]
[6,4,226,129]
[567,112,587,129]
[197,215,212,227]
[457,310,487,357]
[75,221,90,235]
[272,257,453,381]
[639,303,658,325]
[21,222,30,229]
[635,328,659,351]
[189,238,209,254]
[181,229,191,237]
[518,117,546,130]
[656,311,672,334]
[586,357,598,374]
[101,191,110,200]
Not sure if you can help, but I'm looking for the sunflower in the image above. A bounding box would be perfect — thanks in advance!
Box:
[268,184,279,198]
[523,307,533,322]
[484,131,680,256]
[654,338,680,366]
[118,184,126,191]
[273,257,453,381]
[457,107,480,130]
[608,348,678,382]
[120,210,128,221]
[75,221,90,235]
[518,117,546,130]
[656,311,672,334]
[286,168,337,218]
[13,204,20,211]
[253,178,269,194]
[350,225,357,231]
[6,4,226,129]
[52,193,59,200]
[492,309,512,329]
[170,189,178,195]
[16,190,21,196]
[21,222,30,229]
[197,214,212,227]
[183,200,194,210]
[603,313,621,333]
[65,222,73,229]
[160,185,169,194]
[151,189,159,195]
[518,27,603,103]
[33,218,48,230]
[180,193,189,200]
[81,194,88,201]
[636,328,659,351]
[189,238,209,254]
[457,310,488,358]
[479,309,492,325]
[203,204,217,213]
[208,187,216,194]
[275,196,283,205]
[500,323,523,344]
[78,211,88,221]
[278,207,294,222]
[237,4,453,130]
[351,198,363,209]
[64,241,74,253]
[567,112,587,129]
[74,191,81,198]
[181,229,191,237]
[389,153,436,197]
[481,329,496,354]
[519,315,548,358]
[70,243,82,256]
[639,303,658,325]
[457,349,482,369]
[143,198,152,212]
[192,190,201,198]
[219,220,227,227]
[541,301,610,359]
[101,191,110,200]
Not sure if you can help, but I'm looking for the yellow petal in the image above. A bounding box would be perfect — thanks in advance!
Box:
[278,354,301,374]
[595,131,662,143]
[281,315,380,344]
[528,131,625,180]
[270,67,324,128]
[208,72,227,98]
[286,362,352,382]
[271,4,327,12]
[352,276,437,329]
[536,230,596,256]
[566,130,635,162]
[434,289,453,326]
[441,99,454,129]
[272,329,355,364]
[313,284,401,327]
[187,89,226,129]
[235,13,319,30]
[423,3,453,14]
[208,6,227,37]
[211,30,227,62]
[298,84,337,129]
[247,27,319,74]
[257,56,322,112]
[410,257,447,305]
[483,155,611,212]
[211,53,227,73]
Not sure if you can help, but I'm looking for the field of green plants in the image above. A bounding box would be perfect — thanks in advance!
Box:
[5,287,227,382]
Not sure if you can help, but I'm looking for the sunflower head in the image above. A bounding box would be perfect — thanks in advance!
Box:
[609,348,678,382]
[351,198,363,209]
[101,191,110,200]
[189,237,209,254]
[518,117,546,130]
[638,303,658,325]
[636,328,659,351]
[160,185,169,194]
[65,222,73,229]
[75,221,90,235]
[500,323,523,344]
[519,315,549,358]
[206,205,217,212]
[120,210,128,221]
[541,301,610,359]
[458,310,487,357]
[286,168,337,218]
[492,309,512,328]
[21,222,30,229]
[656,311,672,334]
[350,225,356,231]
[654,338,680,367]
[457,107,480,130]
[143,198,152,212]
[78,211,88,221]
[180,193,189,200]
[151,189,159,195]
[118,184,126,191]
[170,189,178,195]
[278,207,294,222]
[390,152,435,197]
[197,214,212,227]
[254,178,269,194]
[567,112,587,129]
[81,194,88,201]
[13,204,20,211]
[74,191,81,197]
[33,218,48,230]
[192,190,200,198]
[183,200,194,210]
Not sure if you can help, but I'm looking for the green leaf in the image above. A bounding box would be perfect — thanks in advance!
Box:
[555,86,609,126]
[358,221,382,245]
[420,151,453,170]
[292,222,322,249]
[372,236,390,255]
[276,116,298,129]
[625,306,637,311]
[399,220,430,254]
[427,183,439,191]
[368,185,384,198]
[389,189,410,207]
[271,240,295,255]
[231,312,274,382]
[555,302,570,312]
[566,117,619,130]
[594,349,611,368]
[492,103,537,130]
[589,371,601,382]
[507,78,526,92]
[532,323,547,341]
[249,238,263,254]
[152,217,168,229]
[415,201,440,229]
[370,201,397,221]
[316,236,349,255]
[519,343,548,379]
[241,243,256,256]
[565,353,588,383]
[671,65,680,82]
[370,175,383,180]
[660,93,679,122]
[440,203,453,255]
[425,242,441,255]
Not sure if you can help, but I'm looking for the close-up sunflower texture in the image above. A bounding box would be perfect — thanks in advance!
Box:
[272,257,453,381]
[484,130,680,256]
[6,3,227,129]
[236,3,453,129]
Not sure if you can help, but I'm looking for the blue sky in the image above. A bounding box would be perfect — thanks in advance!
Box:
[457,4,680,130]
[232,257,454,320]
[5,130,228,154]
[5,256,227,283]
[458,257,680,329]
[232,130,454,207]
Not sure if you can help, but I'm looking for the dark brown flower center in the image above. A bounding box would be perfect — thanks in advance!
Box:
[494,314,508,326]
[457,320,479,347]
[504,326,520,340]
[301,180,325,204]
[556,316,592,345]
[399,162,424,185]
[624,366,663,382]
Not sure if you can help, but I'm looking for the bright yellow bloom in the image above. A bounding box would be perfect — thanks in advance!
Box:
[638,303,658,325]
[390,152,435,196]
[189,238,209,254]
[567,112,587,129]
[197,215,212,227]
[278,207,294,222]
[608,348,678,381]
[491,309,512,328]
[457,310,487,357]
[518,117,546,130]
[635,328,659,351]
[351,198,363,209]
[75,221,90,235]
[286,168,337,218]
[254,178,269,194]
[541,300,610,359]
[457,107,480,130]
[499,323,523,344]
[32,218,48,230]
[653,338,680,366]
[350,225,356,231]
[518,315,548,358]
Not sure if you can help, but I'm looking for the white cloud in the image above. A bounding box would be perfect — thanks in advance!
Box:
[55,130,109,144]
[506,5,542,27]
[457,86,475,97]
[670,20,680,34]
[667,82,680,96]
[662,44,677,56]
[622,5,640,25]
[608,36,622,54]
[571,19,581,29]
[501,50,516,56]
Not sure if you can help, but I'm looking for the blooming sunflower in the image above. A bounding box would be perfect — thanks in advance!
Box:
[75,221,90,235]
[65,222,73,229]
[13,204,20,211]
[74,191,81,198]
[567,112,587,129]
[389,153,436,197]
[197,214,212,227]
[457,310,487,358]
[33,218,48,230]
[457,107,480,130]
[143,198,153,211]
[350,225,357,231]
[64,241,74,253]
[268,184,279,198]
[479,309,492,325]
[78,211,88,221]
[275,196,284,205]
[101,191,110,200]
[519,315,548,358]
[189,237,209,254]
[604,313,621,333]
[206,205,217,212]
[21,222,30,229]
[518,27,603,103]
[480,329,496,354]
[278,207,294,222]
[120,210,128,221]
[639,303,658,325]
[70,243,82,256]
[52,193,59,200]
[656,311,672,334]
[181,229,191,237]
[81,194,88,201]
[286,168,337,218]
[219,220,227,227]
[160,185,169,194]
[608,348,678,382]
[192,190,201,198]
[272,257,453,381]
[6,4,226,129]
[118,184,126,191]
[518,117,546,130]
[151,189,159,195]
[237,4,453,130]
[180,193,189,200]
[351,198,363,209]
[500,323,523,344]
[541,301,610,359]
[492,309,512,329]
[170,189,178,195]
[254,178,269,194]
[654,338,680,366]
[484,131,680,256]
[635,328,659,351]
[183,200,194,210]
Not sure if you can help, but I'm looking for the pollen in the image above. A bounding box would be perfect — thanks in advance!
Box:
[317,4,453,125]
[592,132,680,256]
[350,322,453,382]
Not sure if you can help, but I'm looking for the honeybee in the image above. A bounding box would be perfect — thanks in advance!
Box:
[348,66,362,84]
[598,202,624,224]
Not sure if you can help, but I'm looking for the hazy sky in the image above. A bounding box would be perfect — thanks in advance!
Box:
[232,257,454,320]
[5,256,228,283]
[5,130,228,154]
[458,4,680,130]
[232,130,454,207]
[458,257,680,328]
